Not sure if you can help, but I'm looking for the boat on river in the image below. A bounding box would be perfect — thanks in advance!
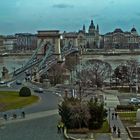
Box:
[1,53,9,57]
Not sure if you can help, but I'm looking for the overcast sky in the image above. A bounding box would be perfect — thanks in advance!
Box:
[0,0,140,35]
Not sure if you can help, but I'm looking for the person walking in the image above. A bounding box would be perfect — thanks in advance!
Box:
[57,123,61,134]
[113,125,116,134]
[21,111,25,118]
[13,113,17,119]
[115,112,118,120]
[3,114,7,120]
[60,122,64,133]
[117,127,121,138]
[112,112,114,120]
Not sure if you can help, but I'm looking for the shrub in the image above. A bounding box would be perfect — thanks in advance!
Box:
[19,87,31,97]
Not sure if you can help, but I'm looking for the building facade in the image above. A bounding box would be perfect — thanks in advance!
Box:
[0,35,5,52]
[4,35,17,51]
[77,20,100,49]
[15,33,37,52]
[104,27,140,50]
[62,21,140,50]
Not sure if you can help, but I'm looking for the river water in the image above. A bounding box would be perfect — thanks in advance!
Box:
[0,56,29,77]
[1,54,140,77]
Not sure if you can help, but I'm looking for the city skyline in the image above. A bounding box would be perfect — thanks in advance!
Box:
[0,0,140,35]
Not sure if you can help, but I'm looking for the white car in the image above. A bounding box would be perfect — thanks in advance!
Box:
[16,80,22,85]
[34,88,43,93]
[0,81,5,84]
[129,98,140,105]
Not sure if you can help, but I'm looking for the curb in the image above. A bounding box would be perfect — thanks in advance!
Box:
[64,128,81,140]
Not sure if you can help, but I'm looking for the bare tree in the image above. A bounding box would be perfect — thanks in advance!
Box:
[113,59,140,92]
[76,59,112,88]
[126,59,139,92]
[75,59,112,100]
[47,63,66,85]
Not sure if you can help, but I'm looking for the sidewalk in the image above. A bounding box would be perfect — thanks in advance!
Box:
[108,108,130,140]
[104,93,130,140]
[0,109,58,125]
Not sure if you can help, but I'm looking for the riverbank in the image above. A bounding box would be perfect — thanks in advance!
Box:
[1,49,140,57]
[0,52,43,57]
[83,51,140,56]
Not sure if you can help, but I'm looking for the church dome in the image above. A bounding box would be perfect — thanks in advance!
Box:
[114,28,123,33]
[131,27,137,32]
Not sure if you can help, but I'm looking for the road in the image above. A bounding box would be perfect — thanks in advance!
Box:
[118,93,138,105]
[0,115,64,140]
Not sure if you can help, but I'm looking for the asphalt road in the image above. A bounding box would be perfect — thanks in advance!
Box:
[118,94,138,105]
[0,115,64,140]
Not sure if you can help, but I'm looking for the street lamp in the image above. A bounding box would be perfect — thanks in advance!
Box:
[108,108,111,132]
[79,81,82,102]
[12,67,15,76]
[135,65,139,94]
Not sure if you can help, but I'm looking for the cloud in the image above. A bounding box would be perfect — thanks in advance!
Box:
[53,4,74,8]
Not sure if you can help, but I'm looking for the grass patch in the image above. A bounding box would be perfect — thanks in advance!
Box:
[0,91,39,111]
[118,112,136,125]
[118,112,136,118]
[68,120,110,134]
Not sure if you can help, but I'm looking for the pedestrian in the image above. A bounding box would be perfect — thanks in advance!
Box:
[57,123,61,133]
[117,127,121,138]
[113,125,116,134]
[3,114,7,120]
[13,113,17,119]
[21,111,25,118]
[112,112,114,120]
[115,112,118,119]
[60,122,64,133]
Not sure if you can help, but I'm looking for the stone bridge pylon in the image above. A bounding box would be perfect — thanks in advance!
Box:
[37,30,62,62]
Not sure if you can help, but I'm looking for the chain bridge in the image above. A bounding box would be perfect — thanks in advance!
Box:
[12,30,79,79]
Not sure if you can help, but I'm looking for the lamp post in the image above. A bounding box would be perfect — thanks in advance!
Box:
[108,108,111,132]
[136,65,139,94]
[13,67,15,76]
[79,81,82,102]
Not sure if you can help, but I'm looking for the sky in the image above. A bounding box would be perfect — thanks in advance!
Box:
[0,0,140,35]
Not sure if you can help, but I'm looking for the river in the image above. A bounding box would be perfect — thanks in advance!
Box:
[0,56,29,77]
[1,54,140,77]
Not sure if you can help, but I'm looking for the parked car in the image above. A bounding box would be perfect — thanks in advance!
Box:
[16,80,22,85]
[129,98,140,105]
[0,81,5,85]
[34,88,43,93]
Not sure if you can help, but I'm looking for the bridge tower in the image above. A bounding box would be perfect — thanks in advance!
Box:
[62,32,78,48]
[37,30,61,61]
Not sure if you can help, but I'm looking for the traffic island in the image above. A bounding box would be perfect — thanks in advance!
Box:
[0,91,39,111]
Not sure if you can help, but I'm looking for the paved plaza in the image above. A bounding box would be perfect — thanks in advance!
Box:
[0,114,64,140]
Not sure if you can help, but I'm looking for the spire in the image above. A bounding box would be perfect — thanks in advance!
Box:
[91,20,94,26]
[89,20,95,29]
[97,24,99,32]
[83,24,85,32]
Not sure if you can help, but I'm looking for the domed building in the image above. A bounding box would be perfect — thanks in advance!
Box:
[61,21,140,51]
[77,20,100,50]
[104,26,140,49]
[131,27,138,35]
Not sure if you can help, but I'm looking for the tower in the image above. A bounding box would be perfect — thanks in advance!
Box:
[83,24,86,33]
[97,24,99,33]
[88,20,95,34]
